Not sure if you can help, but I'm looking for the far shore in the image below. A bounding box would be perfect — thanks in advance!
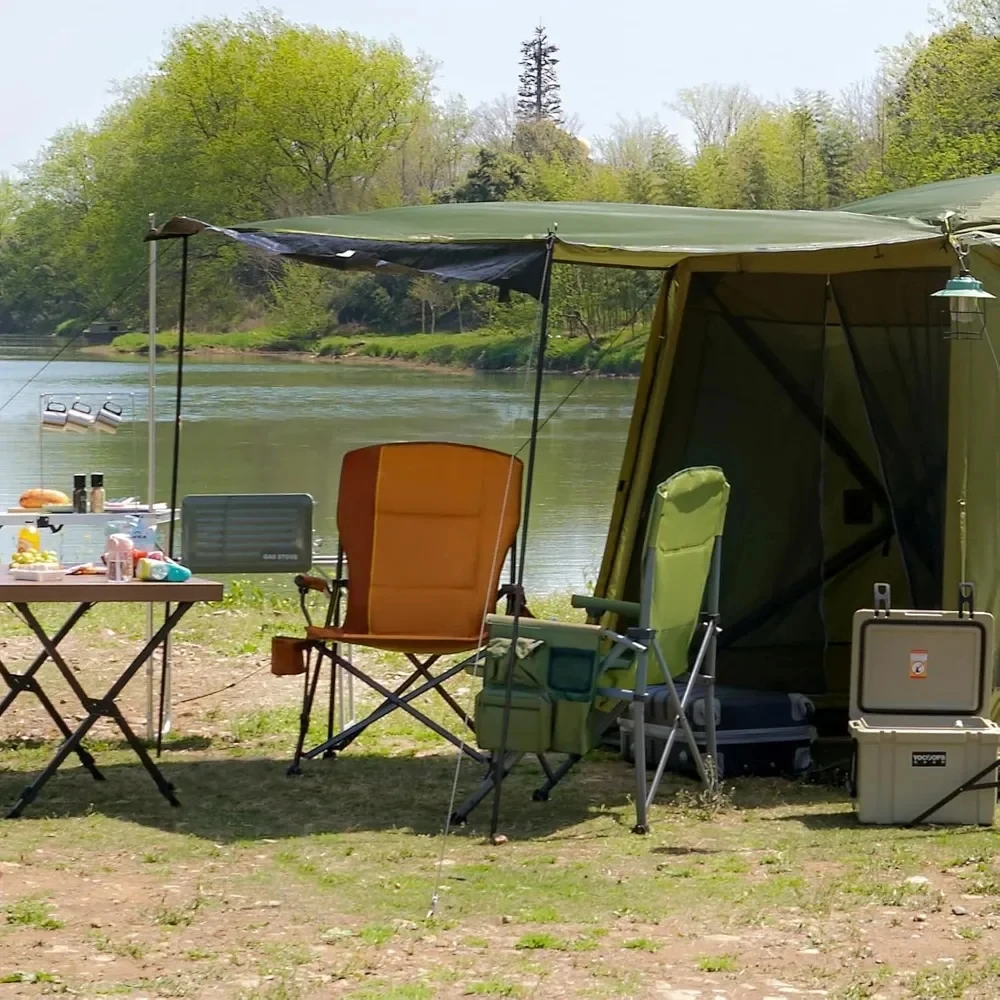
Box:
[77,343,474,375]
[80,341,642,377]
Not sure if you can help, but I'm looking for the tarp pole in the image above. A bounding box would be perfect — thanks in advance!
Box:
[145,213,157,743]
[489,235,555,841]
[157,234,189,757]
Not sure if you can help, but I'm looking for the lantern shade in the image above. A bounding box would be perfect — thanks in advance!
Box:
[932,273,995,340]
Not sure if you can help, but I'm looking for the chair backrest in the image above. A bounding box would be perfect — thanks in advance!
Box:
[181,494,314,574]
[338,442,523,641]
[643,467,730,678]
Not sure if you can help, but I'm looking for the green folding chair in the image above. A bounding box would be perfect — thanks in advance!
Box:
[456,467,730,833]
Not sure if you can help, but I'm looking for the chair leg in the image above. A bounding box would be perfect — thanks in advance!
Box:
[532,754,580,801]
[304,653,488,765]
[288,647,323,776]
[305,651,481,759]
[324,644,338,756]
[452,752,523,825]
[407,654,475,733]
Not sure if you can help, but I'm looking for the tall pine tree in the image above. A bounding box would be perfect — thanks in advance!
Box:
[517,25,563,124]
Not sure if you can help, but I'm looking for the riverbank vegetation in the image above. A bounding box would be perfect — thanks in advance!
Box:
[2,1,1000,372]
[107,325,648,374]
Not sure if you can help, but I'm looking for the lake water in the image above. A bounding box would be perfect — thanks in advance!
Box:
[0,352,636,593]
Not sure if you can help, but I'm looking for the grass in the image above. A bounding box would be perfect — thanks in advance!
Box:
[152,896,203,928]
[514,932,565,951]
[1,582,999,998]
[0,972,61,985]
[4,897,64,930]
[696,954,738,973]
[622,937,659,952]
[109,326,647,375]
[464,980,524,997]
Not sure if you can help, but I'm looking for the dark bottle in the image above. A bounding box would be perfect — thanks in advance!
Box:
[73,474,88,513]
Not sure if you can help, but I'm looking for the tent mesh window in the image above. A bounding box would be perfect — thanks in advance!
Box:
[635,269,950,699]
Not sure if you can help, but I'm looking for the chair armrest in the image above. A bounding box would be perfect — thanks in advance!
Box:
[295,575,343,595]
[570,595,641,619]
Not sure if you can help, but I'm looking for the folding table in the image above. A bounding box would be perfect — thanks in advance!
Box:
[0,570,223,817]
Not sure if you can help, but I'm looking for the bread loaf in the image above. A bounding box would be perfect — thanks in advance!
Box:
[19,488,72,509]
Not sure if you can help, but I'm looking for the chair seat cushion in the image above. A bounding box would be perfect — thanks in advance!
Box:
[306,626,482,655]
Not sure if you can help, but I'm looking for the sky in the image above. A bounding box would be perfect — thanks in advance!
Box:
[0,0,939,176]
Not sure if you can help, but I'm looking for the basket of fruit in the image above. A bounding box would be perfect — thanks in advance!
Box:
[9,550,65,581]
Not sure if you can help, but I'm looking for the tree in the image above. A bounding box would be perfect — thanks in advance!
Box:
[671,84,759,151]
[517,25,563,124]
[4,12,436,335]
[936,0,1000,34]
[408,274,452,333]
[386,96,476,202]
[441,148,530,202]
[513,119,585,163]
[786,97,826,208]
[840,74,892,190]
[884,24,1000,186]
[595,116,692,205]
[472,96,520,150]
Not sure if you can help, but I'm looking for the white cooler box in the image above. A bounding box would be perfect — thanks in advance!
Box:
[851,717,1000,825]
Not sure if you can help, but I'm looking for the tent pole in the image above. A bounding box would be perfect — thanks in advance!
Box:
[145,213,158,743]
[157,234,189,757]
[489,236,556,841]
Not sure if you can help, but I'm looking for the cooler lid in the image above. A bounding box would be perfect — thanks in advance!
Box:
[850,608,994,720]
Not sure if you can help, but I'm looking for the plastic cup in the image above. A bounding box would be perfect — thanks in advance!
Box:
[106,551,134,583]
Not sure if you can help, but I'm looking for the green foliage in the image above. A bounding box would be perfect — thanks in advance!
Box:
[269,264,337,346]
[8,5,1000,351]
[696,954,738,973]
[4,898,63,930]
[885,24,1000,185]
[443,148,531,202]
[3,12,432,335]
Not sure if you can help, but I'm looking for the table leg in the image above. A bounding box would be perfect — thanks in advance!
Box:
[6,603,194,819]
[0,604,104,781]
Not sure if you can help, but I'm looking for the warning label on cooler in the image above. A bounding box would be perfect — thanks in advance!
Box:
[909,649,928,679]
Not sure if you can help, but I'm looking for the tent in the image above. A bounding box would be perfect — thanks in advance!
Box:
[152,173,1000,725]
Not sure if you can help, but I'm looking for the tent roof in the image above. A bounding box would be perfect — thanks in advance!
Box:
[841,173,1000,229]
[235,201,939,254]
[152,200,946,295]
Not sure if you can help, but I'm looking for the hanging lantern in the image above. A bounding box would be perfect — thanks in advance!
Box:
[932,272,995,341]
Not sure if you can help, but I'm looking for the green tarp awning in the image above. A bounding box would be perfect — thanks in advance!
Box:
[842,173,1000,228]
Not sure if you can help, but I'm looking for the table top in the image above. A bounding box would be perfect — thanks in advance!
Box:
[0,570,224,604]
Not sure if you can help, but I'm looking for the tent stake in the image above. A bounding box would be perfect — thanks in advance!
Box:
[489,235,556,841]
[157,234,189,757]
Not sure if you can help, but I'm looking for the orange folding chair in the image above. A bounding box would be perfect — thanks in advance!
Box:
[280,442,523,773]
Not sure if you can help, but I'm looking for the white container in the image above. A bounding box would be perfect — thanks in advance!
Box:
[851,717,1000,825]
[10,567,66,582]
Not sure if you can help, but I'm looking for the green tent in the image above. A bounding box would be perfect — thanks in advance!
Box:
[154,173,1000,720]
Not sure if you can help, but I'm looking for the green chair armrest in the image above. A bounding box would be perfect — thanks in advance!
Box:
[570,595,641,619]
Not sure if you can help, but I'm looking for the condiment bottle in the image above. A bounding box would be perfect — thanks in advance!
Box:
[16,525,40,553]
[90,473,105,513]
[72,474,88,513]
